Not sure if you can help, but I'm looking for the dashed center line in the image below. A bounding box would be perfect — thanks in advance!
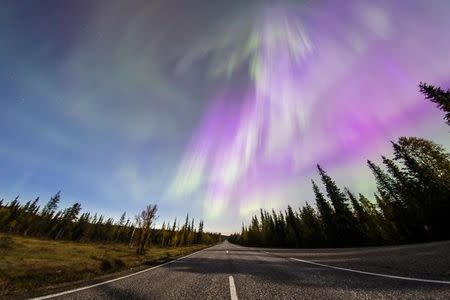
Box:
[229,275,238,300]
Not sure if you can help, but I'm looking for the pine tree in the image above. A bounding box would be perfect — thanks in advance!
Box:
[169,218,177,246]
[367,161,399,202]
[73,212,90,241]
[312,180,334,244]
[317,165,361,246]
[393,137,450,239]
[346,189,380,245]
[118,212,126,226]
[196,220,204,244]
[346,189,364,223]
[41,191,61,218]
[285,206,301,247]
[358,193,384,244]
[135,204,158,254]
[419,82,450,126]
[382,156,412,202]
[248,215,261,246]
[54,203,81,240]
[317,166,352,216]
[299,203,325,247]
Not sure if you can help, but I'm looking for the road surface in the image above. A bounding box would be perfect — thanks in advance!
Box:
[34,240,450,299]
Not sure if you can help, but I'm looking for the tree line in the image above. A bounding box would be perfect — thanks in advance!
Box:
[0,193,222,253]
[229,83,450,248]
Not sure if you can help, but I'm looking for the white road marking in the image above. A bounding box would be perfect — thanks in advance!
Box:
[229,275,238,300]
[226,250,229,254]
[31,246,213,300]
[290,257,450,284]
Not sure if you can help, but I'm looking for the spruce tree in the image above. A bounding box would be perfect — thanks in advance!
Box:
[41,191,61,218]
[196,220,204,244]
[393,137,450,239]
[317,165,361,246]
[346,189,364,222]
[299,203,325,247]
[312,179,334,244]
[317,165,353,216]
[419,82,450,126]
[358,193,383,244]
[285,206,301,247]
[367,161,399,202]
[346,189,377,244]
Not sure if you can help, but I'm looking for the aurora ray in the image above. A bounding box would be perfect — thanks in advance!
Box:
[169,0,450,226]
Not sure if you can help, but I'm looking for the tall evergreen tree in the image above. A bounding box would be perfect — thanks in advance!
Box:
[285,206,301,247]
[367,161,399,202]
[54,202,81,240]
[419,82,450,126]
[41,192,61,218]
[196,220,204,244]
[317,165,361,246]
[299,203,325,247]
[311,180,334,244]
[0,192,221,245]
[317,165,352,216]
[392,137,450,239]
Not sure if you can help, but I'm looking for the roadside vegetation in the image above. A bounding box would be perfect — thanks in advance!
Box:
[0,234,209,298]
[0,194,222,297]
[230,83,450,248]
[0,196,221,248]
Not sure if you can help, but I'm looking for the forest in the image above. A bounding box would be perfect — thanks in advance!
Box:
[0,195,222,253]
[229,83,450,248]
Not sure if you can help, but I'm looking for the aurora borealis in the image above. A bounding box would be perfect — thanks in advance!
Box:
[1,1,449,233]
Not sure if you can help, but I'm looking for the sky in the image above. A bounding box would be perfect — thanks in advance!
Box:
[1,0,449,234]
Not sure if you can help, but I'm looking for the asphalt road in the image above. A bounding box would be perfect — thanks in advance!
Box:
[35,240,450,300]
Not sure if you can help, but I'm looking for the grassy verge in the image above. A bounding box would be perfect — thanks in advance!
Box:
[0,234,210,299]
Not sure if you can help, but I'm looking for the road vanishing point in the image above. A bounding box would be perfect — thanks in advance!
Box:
[33,240,450,299]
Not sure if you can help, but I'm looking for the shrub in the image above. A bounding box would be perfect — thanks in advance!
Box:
[99,258,125,271]
[0,236,13,249]
[113,258,125,269]
[99,259,112,271]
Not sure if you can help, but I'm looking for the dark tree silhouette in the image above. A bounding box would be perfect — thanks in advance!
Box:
[230,134,450,248]
[317,165,361,246]
[312,180,334,245]
[0,195,222,246]
[420,82,450,126]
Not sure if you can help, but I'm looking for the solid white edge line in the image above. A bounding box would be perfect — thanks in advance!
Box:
[229,275,238,300]
[31,246,213,300]
[290,257,450,284]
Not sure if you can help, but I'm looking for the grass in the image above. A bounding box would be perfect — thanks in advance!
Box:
[0,234,209,298]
